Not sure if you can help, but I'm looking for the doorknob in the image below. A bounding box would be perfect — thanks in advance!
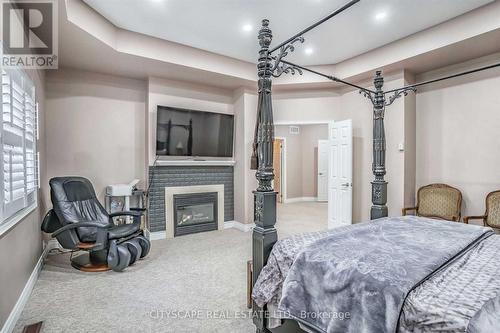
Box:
[319,173,324,176]
[341,182,351,187]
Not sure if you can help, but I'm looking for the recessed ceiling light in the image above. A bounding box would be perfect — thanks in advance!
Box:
[242,24,253,32]
[374,11,388,21]
[305,48,314,55]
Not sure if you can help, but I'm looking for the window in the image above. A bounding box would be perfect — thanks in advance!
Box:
[1,67,38,223]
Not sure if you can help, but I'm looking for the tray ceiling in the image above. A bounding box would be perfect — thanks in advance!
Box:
[83,0,493,66]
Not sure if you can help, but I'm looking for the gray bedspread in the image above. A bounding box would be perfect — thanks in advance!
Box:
[252,228,338,308]
[467,294,500,333]
[400,232,500,332]
[252,216,498,333]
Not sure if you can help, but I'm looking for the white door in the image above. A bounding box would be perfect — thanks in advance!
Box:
[328,119,353,228]
[317,140,329,202]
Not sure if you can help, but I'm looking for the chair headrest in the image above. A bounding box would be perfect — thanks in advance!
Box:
[50,177,98,202]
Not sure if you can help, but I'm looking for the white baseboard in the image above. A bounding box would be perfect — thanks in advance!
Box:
[223,221,234,229]
[148,221,254,241]
[1,239,57,333]
[148,230,167,241]
[224,220,254,232]
[46,238,61,250]
[283,196,318,204]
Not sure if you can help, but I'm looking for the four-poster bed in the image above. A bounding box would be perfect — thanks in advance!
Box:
[250,1,500,332]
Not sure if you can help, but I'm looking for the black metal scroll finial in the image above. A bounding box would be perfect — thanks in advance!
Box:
[257,19,305,79]
[374,70,383,88]
[259,19,271,46]
[373,71,385,120]
[257,20,273,79]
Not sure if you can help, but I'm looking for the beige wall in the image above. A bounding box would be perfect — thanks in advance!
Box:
[243,94,258,224]
[232,92,246,224]
[233,90,257,224]
[275,126,303,199]
[301,125,329,197]
[0,69,46,329]
[273,93,340,124]
[416,64,500,218]
[404,73,417,208]
[337,88,373,221]
[45,69,147,201]
[275,124,328,199]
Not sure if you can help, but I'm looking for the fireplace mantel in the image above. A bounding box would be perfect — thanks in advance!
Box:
[164,184,224,238]
[157,160,236,167]
[148,165,234,234]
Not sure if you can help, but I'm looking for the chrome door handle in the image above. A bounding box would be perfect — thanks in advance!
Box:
[319,173,324,176]
[341,182,351,187]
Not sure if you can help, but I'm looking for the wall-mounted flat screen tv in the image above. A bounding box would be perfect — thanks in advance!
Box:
[156,106,234,158]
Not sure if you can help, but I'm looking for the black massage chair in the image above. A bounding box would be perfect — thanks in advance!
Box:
[41,177,151,272]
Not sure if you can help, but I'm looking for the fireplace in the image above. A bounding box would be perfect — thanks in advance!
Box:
[164,184,224,238]
[173,192,218,236]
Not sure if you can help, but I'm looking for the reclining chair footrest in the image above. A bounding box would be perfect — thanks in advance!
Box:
[116,231,143,245]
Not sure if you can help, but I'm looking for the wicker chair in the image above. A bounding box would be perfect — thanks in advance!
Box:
[402,183,462,222]
[463,190,500,231]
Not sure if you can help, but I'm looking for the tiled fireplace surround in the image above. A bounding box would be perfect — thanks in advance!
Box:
[148,165,234,234]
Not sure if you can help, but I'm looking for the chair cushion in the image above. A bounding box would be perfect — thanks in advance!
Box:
[486,191,500,228]
[418,185,461,220]
[108,223,141,240]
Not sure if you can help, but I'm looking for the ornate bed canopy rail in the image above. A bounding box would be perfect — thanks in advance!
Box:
[267,0,360,55]
[251,1,500,330]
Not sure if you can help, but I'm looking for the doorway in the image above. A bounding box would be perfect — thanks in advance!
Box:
[273,124,330,203]
[271,121,353,235]
[273,138,285,203]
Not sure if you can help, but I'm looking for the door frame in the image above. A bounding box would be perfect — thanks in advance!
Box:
[274,136,287,203]
[317,139,329,202]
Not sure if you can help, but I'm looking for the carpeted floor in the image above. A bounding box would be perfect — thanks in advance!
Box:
[14,202,327,333]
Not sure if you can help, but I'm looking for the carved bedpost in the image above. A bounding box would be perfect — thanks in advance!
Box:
[360,71,416,219]
[370,71,388,219]
[252,19,277,333]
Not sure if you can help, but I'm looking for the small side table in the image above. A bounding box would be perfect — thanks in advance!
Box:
[105,189,147,229]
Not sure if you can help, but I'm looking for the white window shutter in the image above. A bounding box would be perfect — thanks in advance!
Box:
[1,69,38,222]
